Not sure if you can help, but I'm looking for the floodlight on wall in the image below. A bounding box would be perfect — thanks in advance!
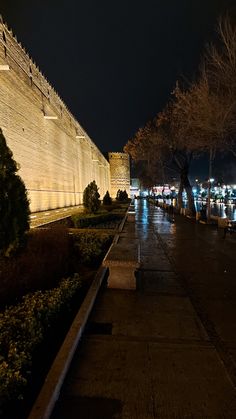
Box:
[43,115,58,120]
[42,107,58,120]
[0,64,10,71]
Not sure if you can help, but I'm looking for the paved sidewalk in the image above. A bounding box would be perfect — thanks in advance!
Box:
[52,200,236,418]
[30,205,83,228]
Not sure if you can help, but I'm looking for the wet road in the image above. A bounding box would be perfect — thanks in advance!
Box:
[52,200,236,419]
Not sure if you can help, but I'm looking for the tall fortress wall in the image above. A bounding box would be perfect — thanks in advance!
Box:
[0,18,111,212]
[108,152,130,198]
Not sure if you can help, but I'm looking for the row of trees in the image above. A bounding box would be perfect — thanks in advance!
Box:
[124,17,236,215]
[83,181,129,213]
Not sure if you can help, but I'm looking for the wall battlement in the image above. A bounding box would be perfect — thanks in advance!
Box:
[0,17,110,211]
[0,17,104,160]
[0,18,79,135]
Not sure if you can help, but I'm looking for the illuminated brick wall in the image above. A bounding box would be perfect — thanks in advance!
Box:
[108,152,130,198]
[0,19,110,212]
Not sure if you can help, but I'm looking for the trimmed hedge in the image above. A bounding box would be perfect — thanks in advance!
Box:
[0,274,82,407]
[71,212,123,228]
[73,232,113,265]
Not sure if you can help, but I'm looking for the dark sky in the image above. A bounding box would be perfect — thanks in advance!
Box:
[1,0,235,153]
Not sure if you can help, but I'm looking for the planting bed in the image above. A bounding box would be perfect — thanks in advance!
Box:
[0,204,130,418]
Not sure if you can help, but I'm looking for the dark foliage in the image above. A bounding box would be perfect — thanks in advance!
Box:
[71,212,123,228]
[0,226,71,307]
[83,180,100,213]
[72,232,113,266]
[116,189,128,202]
[0,129,30,256]
[103,190,112,205]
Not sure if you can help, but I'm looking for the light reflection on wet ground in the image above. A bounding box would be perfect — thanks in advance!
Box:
[51,198,236,419]
[134,199,177,236]
[133,198,236,264]
[162,198,236,220]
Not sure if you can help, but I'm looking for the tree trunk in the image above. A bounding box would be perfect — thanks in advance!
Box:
[177,180,183,210]
[180,169,195,216]
[207,148,213,222]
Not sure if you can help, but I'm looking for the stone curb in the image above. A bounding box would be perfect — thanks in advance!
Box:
[28,266,108,419]
[117,207,129,233]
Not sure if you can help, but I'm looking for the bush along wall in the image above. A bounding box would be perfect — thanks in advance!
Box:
[83,180,100,213]
[0,129,30,257]
[0,274,82,410]
[71,212,123,228]
[73,232,113,265]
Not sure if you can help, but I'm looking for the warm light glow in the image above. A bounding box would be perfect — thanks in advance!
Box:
[0,64,10,71]
[44,115,58,120]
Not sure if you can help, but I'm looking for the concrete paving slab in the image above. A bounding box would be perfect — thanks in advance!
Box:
[201,300,236,345]
[50,201,236,418]
[139,246,165,254]
[140,271,186,296]
[186,272,236,301]
[87,290,209,341]
[140,255,173,271]
[52,337,236,419]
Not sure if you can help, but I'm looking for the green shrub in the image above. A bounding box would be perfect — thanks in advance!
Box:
[73,232,113,265]
[71,212,123,228]
[103,191,112,206]
[83,181,100,213]
[0,226,71,306]
[0,274,82,406]
[0,129,30,257]
[116,189,128,202]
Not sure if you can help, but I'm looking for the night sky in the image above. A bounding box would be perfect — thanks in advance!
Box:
[1,0,236,154]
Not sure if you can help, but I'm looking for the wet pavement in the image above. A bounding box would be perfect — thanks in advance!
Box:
[52,200,236,418]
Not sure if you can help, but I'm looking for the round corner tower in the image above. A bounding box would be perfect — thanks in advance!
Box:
[108,152,130,198]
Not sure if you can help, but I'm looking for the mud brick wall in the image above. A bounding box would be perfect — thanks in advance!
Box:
[108,152,130,198]
[0,19,110,212]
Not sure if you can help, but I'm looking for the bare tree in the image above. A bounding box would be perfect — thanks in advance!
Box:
[124,121,168,189]
[125,108,196,215]
[207,17,236,157]
[157,103,195,213]
[125,17,236,217]
[163,17,236,163]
